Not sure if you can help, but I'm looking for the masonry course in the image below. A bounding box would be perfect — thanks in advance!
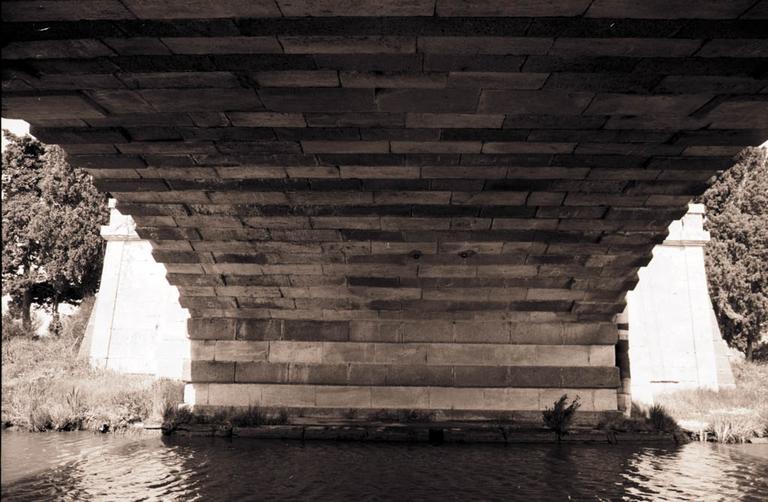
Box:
[3,2,766,419]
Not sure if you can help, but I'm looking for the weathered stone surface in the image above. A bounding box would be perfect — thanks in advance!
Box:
[4,4,765,418]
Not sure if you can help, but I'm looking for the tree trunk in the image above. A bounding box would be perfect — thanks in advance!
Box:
[50,297,61,336]
[21,289,32,334]
[746,339,754,361]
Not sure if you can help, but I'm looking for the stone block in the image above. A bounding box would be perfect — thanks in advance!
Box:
[373,344,428,365]
[482,142,575,154]
[207,384,252,407]
[478,91,592,115]
[139,88,263,112]
[162,37,282,55]
[4,39,114,60]
[268,341,323,364]
[585,0,755,19]
[281,36,415,54]
[276,0,434,16]
[188,318,236,340]
[341,72,447,89]
[406,113,505,129]
[228,112,306,127]
[562,323,618,344]
[453,366,507,387]
[438,0,592,16]
[592,389,618,411]
[376,89,480,113]
[454,322,510,343]
[189,341,215,360]
[2,95,106,120]
[2,1,133,21]
[549,38,701,57]
[584,94,713,116]
[185,361,234,383]
[507,367,563,387]
[258,88,376,112]
[315,387,372,407]
[253,71,339,87]
[288,363,347,385]
[302,141,389,154]
[561,367,619,388]
[447,72,548,89]
[371,386,429,408]
[260,384,316,407]
[236,319,282,341]
[428,387,486,410]
[509,323,562,344]
[284,320,350,342]
[215,341,269,362]
[418,37,552,55]
[122,0,281,19]
[492,388,541,411]
[427,344,502,366]
[348,364,388,385]
[589,345,616,366]
[386,365,453,386]
[104,38,172,56]
[703,101,768,129]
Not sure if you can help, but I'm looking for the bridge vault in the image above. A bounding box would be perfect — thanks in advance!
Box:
[3,1,767,419]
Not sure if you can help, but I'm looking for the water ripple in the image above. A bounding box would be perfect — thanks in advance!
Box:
[2,432,767,501]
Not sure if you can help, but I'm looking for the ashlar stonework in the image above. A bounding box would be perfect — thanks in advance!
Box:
[3,1,766,420]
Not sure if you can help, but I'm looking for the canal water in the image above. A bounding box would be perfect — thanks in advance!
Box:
[2,431,767,501]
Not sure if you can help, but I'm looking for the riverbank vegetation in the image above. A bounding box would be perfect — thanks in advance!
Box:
[162,405,289,434]
[1,311,183,432]
[655,360,768,443]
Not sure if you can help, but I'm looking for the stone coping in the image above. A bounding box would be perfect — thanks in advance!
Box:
[160,422,683,444]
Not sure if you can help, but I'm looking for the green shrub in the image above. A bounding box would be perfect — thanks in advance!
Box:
[543,394,581,440]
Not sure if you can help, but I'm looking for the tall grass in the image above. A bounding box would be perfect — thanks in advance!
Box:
[655,361,768,443]
[2,313,183,432]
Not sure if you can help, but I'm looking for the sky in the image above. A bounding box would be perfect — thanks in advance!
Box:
[1,118,32,151]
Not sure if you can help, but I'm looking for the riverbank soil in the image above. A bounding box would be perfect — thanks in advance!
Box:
[1,332,183,432]
[655,361,768,443]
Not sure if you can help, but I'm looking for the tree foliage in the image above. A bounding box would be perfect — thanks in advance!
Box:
[701,147,768,360]
[1,131,108,333]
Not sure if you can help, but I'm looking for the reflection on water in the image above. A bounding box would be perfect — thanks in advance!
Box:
[2,431,767,501]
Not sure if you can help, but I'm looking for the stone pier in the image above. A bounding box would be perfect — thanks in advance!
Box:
[80,200,189,378]
[625,204,735,405]
[3,2,766,420]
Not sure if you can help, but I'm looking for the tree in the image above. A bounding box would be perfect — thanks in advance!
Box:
[700,147,768,360]
[1,131,108,334]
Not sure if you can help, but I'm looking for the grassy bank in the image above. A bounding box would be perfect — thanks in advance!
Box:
[1,331,183,432]
[654,361,768,443]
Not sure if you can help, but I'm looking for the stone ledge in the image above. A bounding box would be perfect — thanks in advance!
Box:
[164,422,679,444]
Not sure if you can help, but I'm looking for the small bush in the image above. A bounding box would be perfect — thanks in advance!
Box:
[648,404,678,432]
[709,412,764,443]
[543,394,581,440]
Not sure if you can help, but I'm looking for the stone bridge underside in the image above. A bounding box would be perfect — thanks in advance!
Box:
[3,1,767,419]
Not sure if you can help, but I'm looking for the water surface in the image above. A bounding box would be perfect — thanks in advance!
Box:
[2,431,767,501]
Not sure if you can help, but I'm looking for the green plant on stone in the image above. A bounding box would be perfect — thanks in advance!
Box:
[543,394,581,441]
